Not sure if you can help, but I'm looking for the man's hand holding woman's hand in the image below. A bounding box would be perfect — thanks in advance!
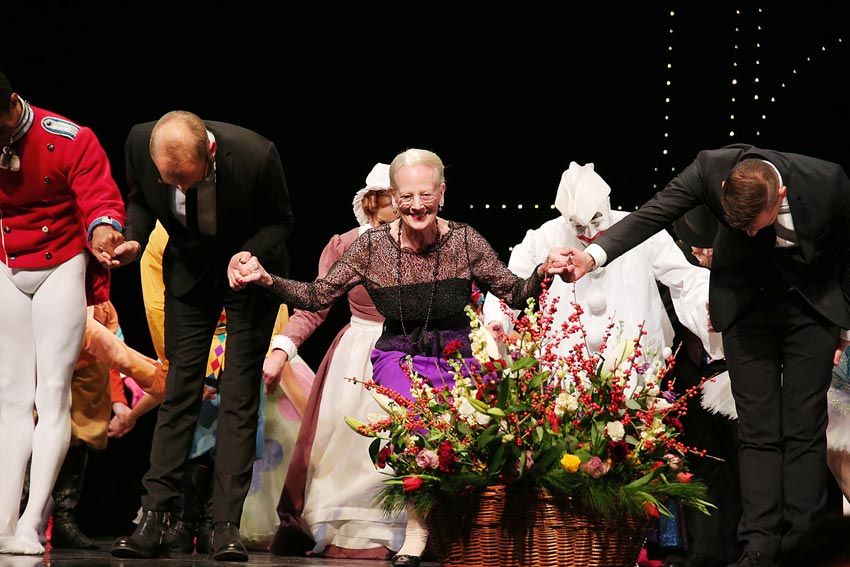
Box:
[228,251,273,290]
[538,247,596,280]
[545,247,596,282]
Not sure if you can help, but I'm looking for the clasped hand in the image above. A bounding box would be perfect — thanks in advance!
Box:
[228,251,272,290]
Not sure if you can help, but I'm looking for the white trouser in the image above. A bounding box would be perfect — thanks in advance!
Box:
[0,253,87,544]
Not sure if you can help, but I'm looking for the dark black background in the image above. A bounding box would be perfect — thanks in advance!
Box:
[5,2,848,534]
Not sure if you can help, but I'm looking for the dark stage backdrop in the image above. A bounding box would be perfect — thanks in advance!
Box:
[5,2,848,535]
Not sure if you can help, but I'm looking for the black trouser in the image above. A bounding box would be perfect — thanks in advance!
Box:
[141,275,278,524]
[723,286,837,558]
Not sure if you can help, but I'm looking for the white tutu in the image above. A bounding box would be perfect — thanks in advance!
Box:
[700,371,738,420]
[828,349,850,454]
[241,356,315,548]
[700,357,850,453]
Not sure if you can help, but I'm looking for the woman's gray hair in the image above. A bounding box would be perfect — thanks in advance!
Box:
[389,148,445,190]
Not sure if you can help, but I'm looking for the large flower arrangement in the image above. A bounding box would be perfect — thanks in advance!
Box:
[346,280,711,520]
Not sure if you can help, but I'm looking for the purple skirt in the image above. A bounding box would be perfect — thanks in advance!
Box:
[370,349,480,400]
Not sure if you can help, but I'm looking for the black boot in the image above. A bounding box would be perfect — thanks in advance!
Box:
[166,460,212,553]
[195,489,215,555]
[165,516,196,554]
[110,511,171,558]
[166,462,212,553]
[50,444,98,549]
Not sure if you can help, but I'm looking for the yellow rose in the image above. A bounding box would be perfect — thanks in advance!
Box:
[560,453,581,473]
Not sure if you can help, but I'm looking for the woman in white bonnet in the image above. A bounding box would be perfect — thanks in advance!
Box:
[266,163,404,559]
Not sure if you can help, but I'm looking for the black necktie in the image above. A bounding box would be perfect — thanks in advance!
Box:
[773,205,798,244]
[185,187,200,234]
[773,222,798,244]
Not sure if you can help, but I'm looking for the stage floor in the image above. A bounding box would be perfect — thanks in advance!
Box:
[0,541,440,567]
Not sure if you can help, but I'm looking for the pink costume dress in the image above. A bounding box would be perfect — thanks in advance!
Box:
[271,227,404,559]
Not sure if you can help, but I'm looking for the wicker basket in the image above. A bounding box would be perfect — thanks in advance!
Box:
[426,485,650,567]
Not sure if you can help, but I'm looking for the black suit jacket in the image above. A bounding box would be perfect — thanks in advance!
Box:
[123,121,294,297]
[593,144,850,332]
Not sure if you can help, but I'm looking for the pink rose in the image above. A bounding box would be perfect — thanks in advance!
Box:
[580,456,610,479]
[664,453,682,471]
[415,449,439,469]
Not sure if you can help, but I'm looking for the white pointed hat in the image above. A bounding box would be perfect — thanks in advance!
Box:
[554,162,611,226]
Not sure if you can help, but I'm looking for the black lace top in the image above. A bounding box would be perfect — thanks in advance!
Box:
[269,221,543,356]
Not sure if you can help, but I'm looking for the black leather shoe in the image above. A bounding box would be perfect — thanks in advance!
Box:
[728,551,778,567]
[210,522,248,562]
[392,554,421,567]
[110,511,170,558]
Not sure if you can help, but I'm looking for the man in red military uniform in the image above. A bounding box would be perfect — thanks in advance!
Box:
[0,70,125,555]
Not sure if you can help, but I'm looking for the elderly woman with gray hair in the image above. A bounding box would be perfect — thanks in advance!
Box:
[233,149,571,567]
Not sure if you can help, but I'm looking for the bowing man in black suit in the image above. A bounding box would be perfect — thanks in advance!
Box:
[108,111,294,561]
[561,145,850,567]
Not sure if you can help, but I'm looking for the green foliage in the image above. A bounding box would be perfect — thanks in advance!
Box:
[348,298,712,521]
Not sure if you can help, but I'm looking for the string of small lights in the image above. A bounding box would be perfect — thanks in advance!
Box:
[728,7,764,140]
[730,6,845,141]
[652,9,676,202]
[468,7,844,256]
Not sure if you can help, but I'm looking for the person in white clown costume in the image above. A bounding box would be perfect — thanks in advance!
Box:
[483,161,722,380]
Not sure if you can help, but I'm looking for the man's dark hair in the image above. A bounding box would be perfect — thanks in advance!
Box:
[721,159,781,231]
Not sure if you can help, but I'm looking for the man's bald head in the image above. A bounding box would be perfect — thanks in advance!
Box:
[149,111,211,191]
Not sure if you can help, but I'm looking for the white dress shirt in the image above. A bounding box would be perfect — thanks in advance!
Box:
[170,130,217,235]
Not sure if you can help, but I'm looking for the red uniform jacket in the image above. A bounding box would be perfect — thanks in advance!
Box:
[0,105,125,303]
